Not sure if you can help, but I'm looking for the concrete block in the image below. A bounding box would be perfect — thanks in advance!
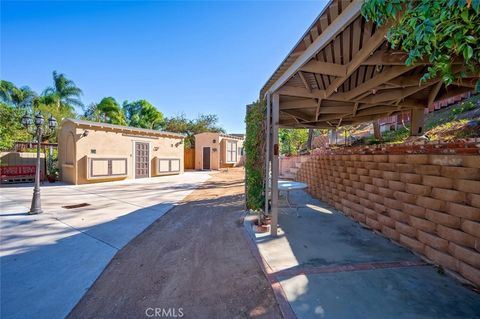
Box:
[395,221,417,238]
[379,163,397,171]
[364,162,378,170]
[468,193,480,208]
[402,203,426,218]
[453,179,480,194]
[415,165,442,176]
[364,184,376,193]
[425,246,458,271]
[461,220,480,238]
[445,202,480,221]
[416,196,446,212]
[422,176,453,189]
[384,197,403,210]
[368,193,384,204]
[369,169,383,178]
[441,166,480,180]
[426,209,461,228]
[396,163,415,173]
[431,188,466,204]
[388,208,410,223]
[356,168,368,176]
[359,155,373,162]
[388,155,406,164]
[462,156,480,168]
[351,181,363,190]
[374,203,387,214]
[372,178,387,188]
[363,207,377,219]
[355,189,368,199]
[405,154,429,165]
[381,225,400,241]
[405,183,431,196]
[401,173,422,184]
[393,191,417,204]
[359,175,372,184]
[437,225,476,248]
[373,154,388,162]
[429,155,463,166]
[409,216,436,233]
[399,234,425,253]
[418,230,449,251]
[377,213,396,228]
[449,243,480,268]
[388,180,406,192]
[383,171,401,181]
[359,198,373,209]
[349,173,359,181]
[458,261,480,287]
[366,217,382,230]
[378,187,395,198]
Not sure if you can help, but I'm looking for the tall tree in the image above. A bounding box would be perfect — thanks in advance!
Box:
[43,71,83,112]
[279,128,309,156]
[164,113,225,148]
[123,99,164,129]
[0,102,30,150]
[83,97,126,125]
[0,80,37,108]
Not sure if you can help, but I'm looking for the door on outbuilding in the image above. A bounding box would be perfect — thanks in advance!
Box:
[135,142,149,178]
[202,147,211,170]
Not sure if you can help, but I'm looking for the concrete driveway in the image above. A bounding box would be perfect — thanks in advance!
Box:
[0,171,211,319]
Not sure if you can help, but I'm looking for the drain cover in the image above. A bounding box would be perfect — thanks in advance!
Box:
[62,203,90,209]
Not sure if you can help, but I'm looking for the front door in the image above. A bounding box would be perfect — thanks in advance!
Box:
[203,147,211,170]
[135,142,149,178]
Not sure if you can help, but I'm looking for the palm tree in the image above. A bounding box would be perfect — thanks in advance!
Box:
[0,80,37,108]
[43,71,83,112]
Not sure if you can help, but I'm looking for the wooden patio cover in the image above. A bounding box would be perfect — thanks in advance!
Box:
[261,0,477,130]
[261,0,478,237]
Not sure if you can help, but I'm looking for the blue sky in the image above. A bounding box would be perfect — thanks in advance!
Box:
[1,1,328,133]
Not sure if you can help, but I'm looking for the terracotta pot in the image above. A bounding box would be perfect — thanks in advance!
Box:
[47,175,56,183]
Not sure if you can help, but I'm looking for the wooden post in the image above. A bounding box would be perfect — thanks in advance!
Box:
[410,108,425,136]
[270,93,280,237]
[373,120,382,140]
[264,95,271,221]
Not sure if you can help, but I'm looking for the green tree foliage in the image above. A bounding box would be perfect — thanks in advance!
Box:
[43,71,83,113]
[123,99,164,129]
[163,113,225,148]
[279,128,308,156]
[0,80,37,108]
[362,0,480,90]
[244,100,265,211]
[0,103,30,150]
[83,97,127,125]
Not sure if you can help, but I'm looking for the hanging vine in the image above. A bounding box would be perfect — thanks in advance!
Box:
[362,0,480,90]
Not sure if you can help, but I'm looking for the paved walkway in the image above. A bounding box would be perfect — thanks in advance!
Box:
[245,191,480,319]
[0,171,211,319]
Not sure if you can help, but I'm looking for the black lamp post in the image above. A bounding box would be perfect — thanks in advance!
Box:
[21,111,57,214]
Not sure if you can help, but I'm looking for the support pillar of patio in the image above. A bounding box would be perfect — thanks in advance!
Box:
[410,108,426,136]
[270,93,280,237]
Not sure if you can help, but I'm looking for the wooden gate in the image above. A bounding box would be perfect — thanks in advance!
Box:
[184,148,195,169]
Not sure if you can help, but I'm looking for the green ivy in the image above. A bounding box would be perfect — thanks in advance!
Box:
[244,100,266,211]
[362,0,480,90]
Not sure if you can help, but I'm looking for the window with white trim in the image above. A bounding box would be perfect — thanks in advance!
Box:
[226,140,237,162]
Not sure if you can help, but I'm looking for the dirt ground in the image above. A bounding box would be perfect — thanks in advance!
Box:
[68,168,281,319]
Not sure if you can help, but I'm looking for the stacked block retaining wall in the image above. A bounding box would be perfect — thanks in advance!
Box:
[296,154,480,287]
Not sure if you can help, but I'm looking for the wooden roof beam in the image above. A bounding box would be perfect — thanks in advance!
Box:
[299,60,347,77]
[358,80,438,104]
[266,0,363,96]
[277,86,325,99]
[298,71,312,92]
[281,99,318,110]
[324,22,392,98]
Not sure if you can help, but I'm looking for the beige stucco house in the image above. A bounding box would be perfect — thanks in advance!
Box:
[58,119,185,184]
[194,132,244,170]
